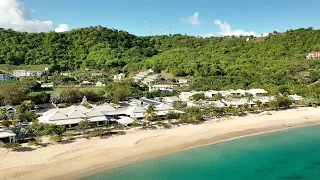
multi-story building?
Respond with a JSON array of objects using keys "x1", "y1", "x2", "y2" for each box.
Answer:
[
  {"x1": 306, "y1": 51, "x2": 320, "y2": 59},
  {"x1": 149, "y1": 85, "x2": 174, "y2": 92},
  {"x1": 13, "y1": 70, "x2": 44, "y2": 78},
  {"x1": 0, "y1": 74, "x2": 11, "y2": 82}
]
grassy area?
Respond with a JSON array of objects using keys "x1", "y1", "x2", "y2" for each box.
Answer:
[
  {"x1": 0, "y1": 64, "x2": 50, "y2": 74},
  {"x1": 39, "y1": 86, "x2": 106, "y2": 94},
  {"x1": 161, "y1": 71, "x2": 174, "y2": 80}
]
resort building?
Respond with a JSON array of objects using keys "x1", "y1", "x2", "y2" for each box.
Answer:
[
  {"x1": 38, "y1": 101, "x2": 183, "y2": 126},
  {"x1": 149, "y1": 85, "x2": 174, "y2": 92},
  {"x1": 142, "y1": 74, "x2": 159, "y2": 85},
  {"x1": 178, "y1": 79, "x2": 190, "y2": 84},
  {"x1": 179, "y1": 89, "x2": 268, "y2": 101},
  {"x1": 13, "y1": 70, "x2": 44, "y2": 78},
  {"x1": 41, "y1": 83, "x2": 54, "y2": 88},
  {"x1": 114, "y1": 73, "x2": 126, "y2": 81},
  {"x1": 105, "y1": 103, "x2": 183, "y2": 120},
  {"x1": 95, "y1": 82, "x2": 106, "y2": 87},
  {"x1": 0, "y1": 74, "x2": 11, "y2": 82},
  {"x1": 60, "y1": 72, "x2": 71, "y2": 76},
  {"x1": 221, "y1": 98, "x2": 255, "y2": 107},
  {"x1": 133, "y1": 69, "x2": 154, "y2": 83},
  {"x1": 116, "y1": 117, "x2": 135, "y2": 126},
  {"x1": 288, "y1": 94, "x2": 303, "y2": 101},
  {"x1": 0, "y1": 128, "x2": 17, "y2": 144},
  {"x1": 306, "y1": 51, "x2": 320, "y2": 59},
  {"x1": 187, "y1": 100, "x2": 226, "y2": 108},
  {"x1": 38, "y1": 104, "x2": 116, "y2": 127},
  {"x1": 91, "y1": 73, "x2": 103, "y2": 77}
]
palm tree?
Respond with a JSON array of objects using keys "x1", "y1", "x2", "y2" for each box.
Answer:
[
  {"x1": 246, "y1": 94, "x2": 254, "y2": 102},
  {"x1": 254, "y1": 100, "x2": 263, "y2": 110},
  {"x1": 227, "y1": 105, "x2": 237, "y2": 115},
  {"x1": 144, "y1": 104, "x2": 156, "y2": 122},
  {"x1": 243, "y1": 103, "x2": 250, "y2": 112},
  {"x1": 77, "y1": 119, "x2": 92, "y2": 134}
]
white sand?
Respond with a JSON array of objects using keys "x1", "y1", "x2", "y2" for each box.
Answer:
[{"x1": 0, "y1": 107, "x2": 320, "y2": 180}]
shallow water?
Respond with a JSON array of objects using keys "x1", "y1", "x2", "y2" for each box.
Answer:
[{"x1": 82, "y1": 125, "x2": 320, "y2": 180}]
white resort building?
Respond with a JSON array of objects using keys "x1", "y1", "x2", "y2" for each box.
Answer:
[
  {"x1": 149, "y1": 85, "x2": 174, "y2": 92},
  {"x1": 0, "y1": 129, "x2": 17, "y2": 144},
  {"x1": 306, "y1": 51, "x2": 320, "y2": 59},
  {"x1": 114, "y1": 73, "x2": 126, "y2": 81},
  {"x1": 38, "y1": 101, "x2": 184, "y2": 127},
  {"x1": 13, "y1": 70, "x2": 44, "y2": 78},
  {"x1": 38, "y1": 104, "x2": 115, "y2": 127},
  {"x1": 133, "y1": 69, "x2": 155, "y2": 83},
  {"x1": 178, "y1": 88, "x2": 271, "y2": 108}
]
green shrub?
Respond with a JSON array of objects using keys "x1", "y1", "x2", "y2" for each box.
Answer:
[
  {"x1": 66, "y1": 133, "x2": 74, "y2": 141},
  {"x1": 49, "y1": 135, "x2": 63, "y2": 143},
  {"x1": 88, "y1": 129, "x2": 105, "y2": 137},
  {"x1": 28, "y1": 137, "x2": 43, "y2": 146}
]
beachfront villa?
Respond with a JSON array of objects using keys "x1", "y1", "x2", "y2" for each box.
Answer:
[
  {"x1": 38, "y1": 100, "x2": 184, "y2": 127},
  {"x1": 288, "y1": 94, "x2": 303, "y2": 101},
  {"x1": 38, "y1": 104, "x2": 115, "y2": 127},
  {"x1": 105, "y1": 103, "x2": 183, "y2": 120},
  {"x1": 179, "y1": 89, "x2": 269, "y2": 102},
  {"x1": 0, "y1": 128, "x2": 17, "y2": 144},
  {"x1": 178, "y1": 89, "x2": 273, "y2": 108}
]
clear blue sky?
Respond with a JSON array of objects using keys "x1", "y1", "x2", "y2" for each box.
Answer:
[{"x1": 21, "y1": 0, "x2": 320, "y2": 36}]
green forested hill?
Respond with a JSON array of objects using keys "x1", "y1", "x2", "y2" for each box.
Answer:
[{"x1": 1, "y1": 27, "x2": 320, "y2": 97}]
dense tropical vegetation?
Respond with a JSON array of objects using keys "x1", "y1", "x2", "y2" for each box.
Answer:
[{"x1": 0, "y1": 27, "x2": 320, "y2": 101}]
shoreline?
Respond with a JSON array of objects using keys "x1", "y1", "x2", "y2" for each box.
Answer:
[
  {"x1": 1, "y1": 107, "x2": 320, "y2": 180},
  {"x1": 73, "y1": 121, "x2": 320, "y2": 180}
]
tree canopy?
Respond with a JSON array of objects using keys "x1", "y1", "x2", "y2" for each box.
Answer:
[{"x1": 0, "y1": 27, "x2": 320, "y2": 100}]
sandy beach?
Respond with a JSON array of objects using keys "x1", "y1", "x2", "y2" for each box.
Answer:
[{"x1": 1, "y1": 107, "x2": 320, "y2": 180}]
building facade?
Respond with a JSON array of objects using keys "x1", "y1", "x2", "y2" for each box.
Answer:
[
  {"x1": 149, "y1": 85, "x2": 174, "y2": 92},
  {"x1": 306, "y1": 51, "x2": 320, "y2": 59},
  {"x1": 0, "y1": 74, "x2": 11, "y2": 82},
  {"x1": 114, "y1": 73, "x2": 126, "y2": 81},
  {"x1": 13, "y1": 70, "x2": 44, "y2": 78}
]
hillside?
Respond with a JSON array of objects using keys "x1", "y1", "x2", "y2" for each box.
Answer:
[{"x1": 0, "y1": 27, "x2": 320, "y2": 97}]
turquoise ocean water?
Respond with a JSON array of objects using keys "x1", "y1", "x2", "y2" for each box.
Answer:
[{"x1": 82, "y1": 125, "x2": 320, "y2": 180}]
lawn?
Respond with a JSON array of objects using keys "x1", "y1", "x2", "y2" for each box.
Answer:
[
  {"x1": 39, "y1": 86, "x2": 106, "y2": 94},
  {"x1": 0, "y1": 64, "x2": 50, "y2": 74}
]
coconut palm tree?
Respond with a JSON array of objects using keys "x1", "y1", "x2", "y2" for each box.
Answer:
[
  {"x1": 254, "y1": 100, "x2": 263, "y2": 110},
  {"x1": 246, "y1": 94, "x2": 254, "y2": 102},
  {"x1": 228, "y1": 105, "x2": 238, "y2": 116},
  {"x1": 144, "y1": 104, "x2": 156, "y2": 122}
]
